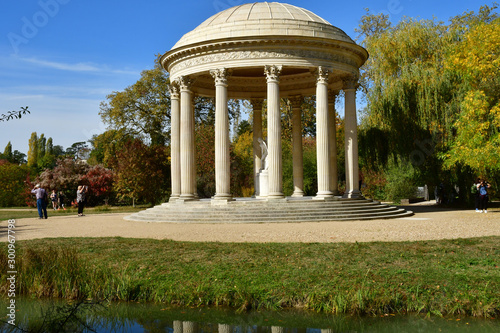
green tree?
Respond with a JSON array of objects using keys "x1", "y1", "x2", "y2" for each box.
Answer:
[
  {"x1": 46, "y1": 137, "x2": 54, "y2": 156},
  {"x1": 0, "y1": 160, "x2": 32, "y2": 207},
  {"x1": 2, "y1": 142, "x2": 13, "y2": 162},
  {"x1": 12, "y1": 150, "x2": 27, "y2": 165},
  {"x1": 88, "y1": 129, "x2": 133, "y2": 167},
  {"x1": 27, "y1": 132, "x2": 38, "y2": 167},
  {"x1": 37, "y1": 134, "x2": 46, "y2": 162},
  {"x1": 66, "y1": 142, "x2": 90, "y2": 160},
  {"x1": 99, "y1": 59, "x2": 171, "y2": 146},
  {"x1": 113, "y1": 139, "x2": 170, "y2": 205}
]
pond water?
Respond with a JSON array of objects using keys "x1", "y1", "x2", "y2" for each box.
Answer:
[{"x1": 1, "y1": 298, "x2": 499, "y2": 333}]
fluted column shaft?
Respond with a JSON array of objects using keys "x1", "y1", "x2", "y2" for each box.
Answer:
[
  {"x1": 343, "y1": 78, "x2": 362, "y2": 198},
  {"x1": 211, "y1": 69, "x2": 232, "y2": 200},
  {"x1": 329, "y1": 89, "x2": 339, "y2": 195},
  {"x1": 316, "y1": 67, "x2": 333, "y2": 198},
  {"x1": 252, "y1": 99, "x2": 263, "y2": 194},
  {"x1": 173, "y1": 321, "x2": 183, "y2": 333},
  {"x1": 178, "y1": 76, "x2": 196, "y2": 200},
  {"x1": 265, "y1": 65, "x2": 284, "y2": 199},
  {"x1": 290, "y1": 95, "x2": 304, "y2": 197},
  {"x1": 169, "y1": 84, "x2": 181, "y2": 201},
  {"x1": 182, "y1": 321, "x2": 197, "y2": 333}
]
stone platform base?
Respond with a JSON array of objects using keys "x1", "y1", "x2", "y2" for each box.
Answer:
[{"x1": 125, "y1": 197, "x2": 413, "y2": 223}]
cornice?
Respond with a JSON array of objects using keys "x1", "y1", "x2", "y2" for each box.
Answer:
[{"x1": 161, "y1": 37, "x2": 368, "y2": 73}]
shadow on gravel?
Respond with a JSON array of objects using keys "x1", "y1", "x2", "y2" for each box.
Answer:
[{"x1": 396, "y1": 200, "x2": 500, "y2": 214}]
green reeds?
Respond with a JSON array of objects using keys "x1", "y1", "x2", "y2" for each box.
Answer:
[{"x1": 1, "y1": 237, "x2": 499, "y2": 317}]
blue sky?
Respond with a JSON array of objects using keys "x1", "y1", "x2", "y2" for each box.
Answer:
[{"x1": 0, "y1": 0, "x2": 496, "y2": 155}]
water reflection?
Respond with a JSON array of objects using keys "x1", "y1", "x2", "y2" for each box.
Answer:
[{"x1": 1, "y1": 299, "x2": 499, "y2": 333}]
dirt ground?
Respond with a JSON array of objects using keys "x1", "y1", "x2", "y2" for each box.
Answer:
[{"x1": 1, "y1": 202, "x2": 499, "y2": 243}]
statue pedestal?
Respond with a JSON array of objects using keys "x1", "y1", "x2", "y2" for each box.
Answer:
[{"x1": 256, "y1": 169, "x2": 268, "y2": 198}]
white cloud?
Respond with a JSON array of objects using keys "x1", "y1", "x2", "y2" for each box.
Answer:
[{"x1": 18, "y1": 56, "x2": 139, "y2": 76}]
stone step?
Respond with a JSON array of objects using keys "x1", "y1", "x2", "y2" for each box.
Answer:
[
  {"x1": 126, "y1": 209, "x2": 413, "y2": 223},
  {"x1": 154, "y1": 201, "x2": 384, "y2": 212},
  {"x1": 125, "y1": 197, "x2": 413, "y2": 223},
  {"x1": 136, "y1": 205, "x2": 399, "y2": 218}
]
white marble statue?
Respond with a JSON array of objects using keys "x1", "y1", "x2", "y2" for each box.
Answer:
[{"x1": 257, "y1": 138, "x2": 268, "y2": 170}]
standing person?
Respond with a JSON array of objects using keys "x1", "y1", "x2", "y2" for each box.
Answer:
[
  {"x1": 50, "y1": 190, "x2": 58, "y2": 210},
  {"x1": 31, "y1": 184, "x2": 48, "y2": 219},
  {"x1": 58, "y1": 191, "x2": 66, "y2": 210},
  {"x1": 472, "y1": 178, "x2": 481, "y2": 212},
  {"x1": 477, "y1": 179, "x2": 492, "y2": 213},
  {"x1": 77, "y1": 185, "x2": 88, "y2": 217}
]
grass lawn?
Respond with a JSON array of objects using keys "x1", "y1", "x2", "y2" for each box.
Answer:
[
  {"x1": 0, "y1": 205, "x2": 147, "y2": 221},
  {"x1": 1, "y1": 236, "x2": 498, "y2": 317}
]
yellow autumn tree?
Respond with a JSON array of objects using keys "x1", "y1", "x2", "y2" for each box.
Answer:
[{"x1": 444, "y1": 19, "x2": 500, "y2": 173}]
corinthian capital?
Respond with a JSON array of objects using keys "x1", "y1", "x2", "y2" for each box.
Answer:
[
  {"x1": 176, "y1": 76, "x2": 193, "y2": 91},
  {"x1": 289, "y1": 95, "x2": 303, "y2": 109},
  {"x1": 264, "y1": 65, "x2": 282, "y2": 83},
  {"x1": 250, "y1": 99, "x2": 263, "y2": 111},
  {"x1": 328, "y1": 89, "x2": 340, "y2": 103},
  {"x1": 168, "y1": 83, "x2": 180, "y2": 99},
  {"x1": 210, "y1": 68, "x2": 230, "y2": 86},
  {"x1": 342, "y1": 75, "x2": 359, "y2": 90},
  {"x1": 316, "y1": 66, "x2": 330, "y2": 85}
]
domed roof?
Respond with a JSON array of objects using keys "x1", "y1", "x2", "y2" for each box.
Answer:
[{"x1": 172, "y1": 2, "x2": 354, "y2": 49}]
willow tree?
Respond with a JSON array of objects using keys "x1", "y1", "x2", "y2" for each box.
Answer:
[
  {"x1": 357, "y1": 5, "x2": 498, "y2": 196},
  {"x1": 358, "y1": 15, "x2": 456, "y2": 167}
]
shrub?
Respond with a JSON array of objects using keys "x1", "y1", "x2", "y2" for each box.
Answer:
[
  {"x1": 384, "y1": 160, "x2": 418, "y2": 203},
  {"x1": 0, "y1": 160, "x2": 32, "y2": 207}
]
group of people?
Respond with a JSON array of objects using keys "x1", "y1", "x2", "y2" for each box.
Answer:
[
  {"x1": 48, "y1": 190, "x2": 66, "y2": 211},
  {"x1": 472, "y1": 178, "x2": 491, "y2": 213},
  {"x1": 31, "y1": 184, "x2": 89, "y2": 219}
]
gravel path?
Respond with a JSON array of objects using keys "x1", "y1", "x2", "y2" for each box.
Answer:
[{"x1": 2, "y1": 203, "x2": 499, "y2": 243}]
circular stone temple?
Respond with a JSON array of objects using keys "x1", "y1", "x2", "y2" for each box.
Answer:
[{"x1": 126, "y1": 2, "x2": 412, "y2": 222}]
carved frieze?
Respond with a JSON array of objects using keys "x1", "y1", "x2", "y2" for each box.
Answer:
[{"x1": 169, "y1": 48, "x2": 357, "y2": 75}]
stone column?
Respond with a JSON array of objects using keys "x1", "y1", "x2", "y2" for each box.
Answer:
[
  {"x1": 169, "y1": 83, "x2": 181, "y2": 201},
  {"x1": 343, "y1": 76, "x2": 362, "y2": 198},
  {"x1": 218, "y1": 324, "x2": 232, "y2": 333},
  {"x1": 329, "y1": 89, "x2": 339, "y2": 195},
  {"x1": 251, "y1": 99, "x2": 263, "y2": 195},
  {"x1": 315, "y1": 67, "x2": 334, "y2": 199},
  {"x1": 191, "y1": 96, "x2": 198, "y2": 198},
  {"x1": 178, "y1": 76, "x2": 196, "y2": 201},
  {"x1": 182, "y1": 322, "x2": 197, "y2": 333},
  {"x1": 173, "y1": 321, "x2": 183, "y2": 333},
  {"x1": 264, "y1": 65, "x2": 284, "y2": 199},
  {"x1": 210, "y1": 68, "x2": 232, "y2": 200},
  {"x1": 290, "y1": 95, "x2": 304, "y2": 197}
]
